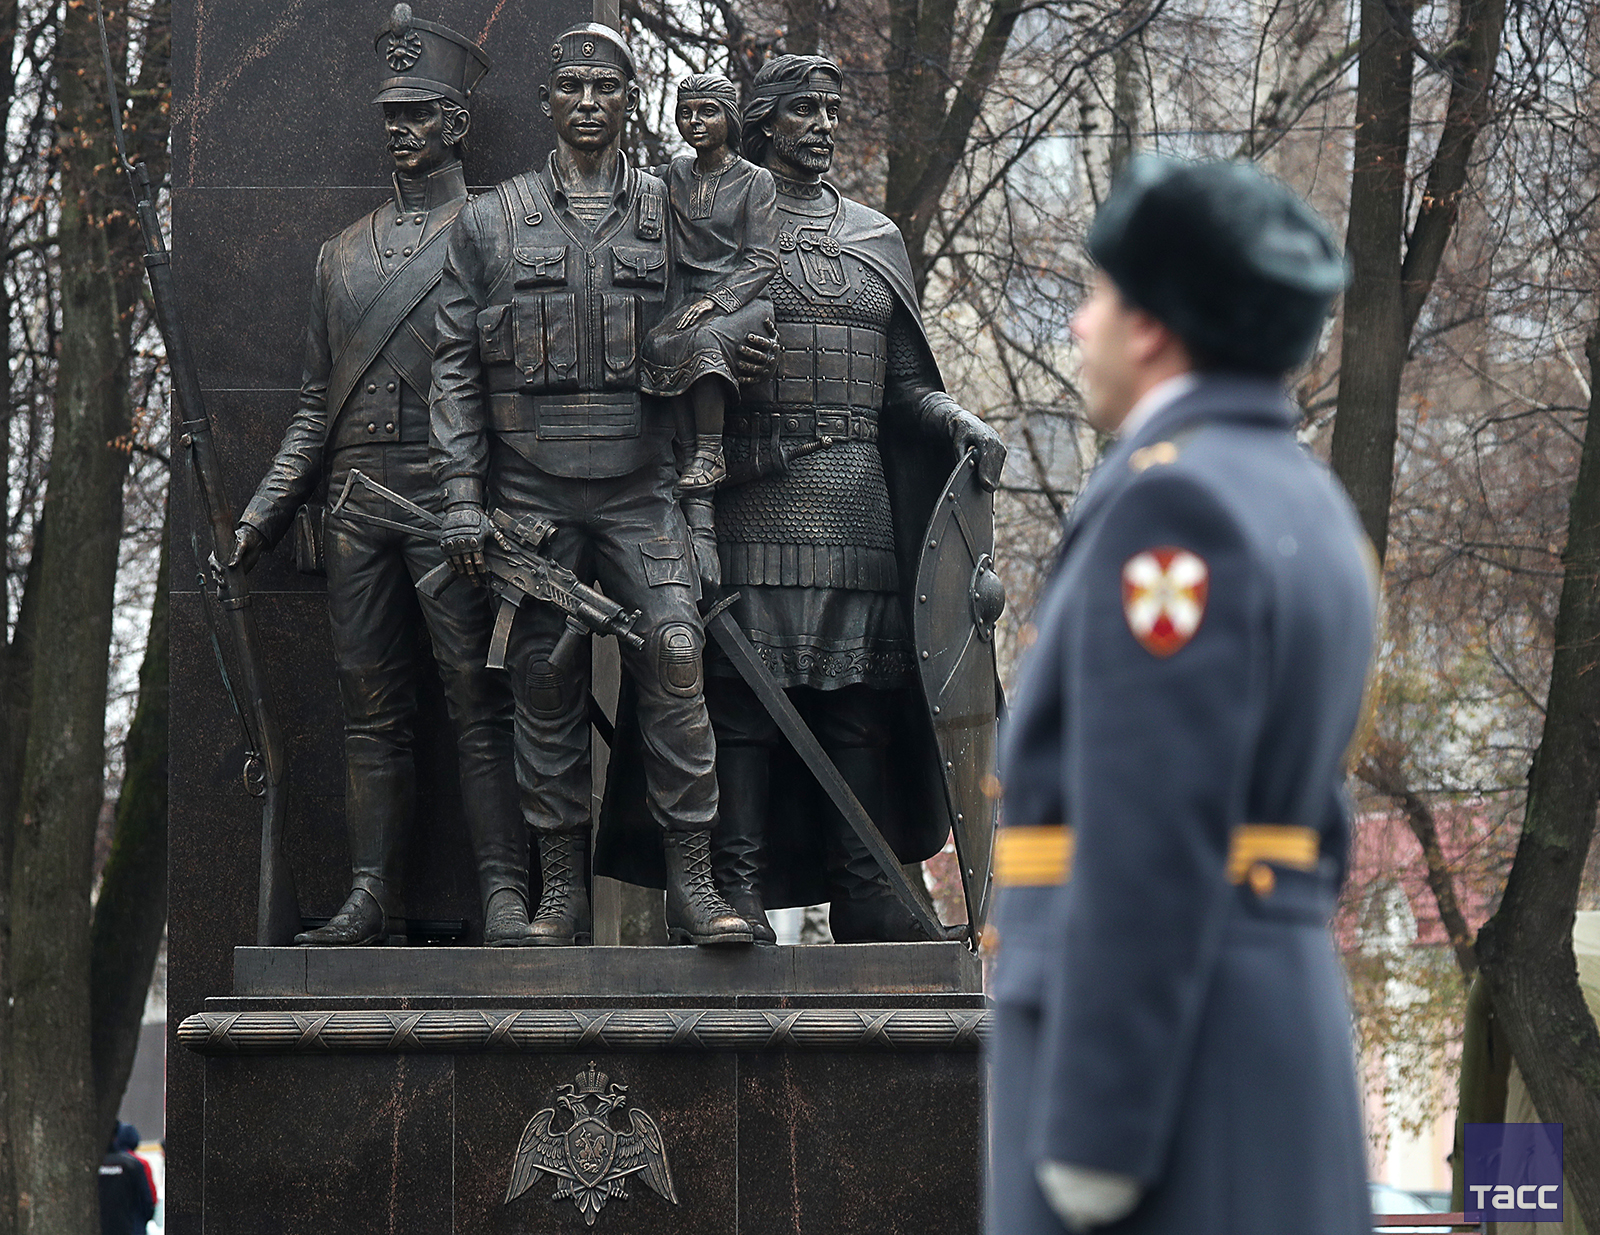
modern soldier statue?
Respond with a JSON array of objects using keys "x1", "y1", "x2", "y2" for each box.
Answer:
[
  {"x1": 429, "y1": 25, "x2": 754, "y2": 947},
  {"x1": 987, "y1": 156, "x2": 1375, "y2": 1235},
  {"x1": 703, "y1": 55, "x2": 1006, "y2": 942},
  {"x1": 228, "y1": 7, "x2": 528, "y2": 947}
]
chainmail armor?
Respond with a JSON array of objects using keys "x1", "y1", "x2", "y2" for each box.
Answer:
[
  {"x1": 887, "y1": 311, "x2": 927, "y2": 385},
  {"x1": 762, "y1": 258, "x2": 897, "y2": 329},
  {"x1": 718, "y1": 254, "x2": 901, "y2": 591}
]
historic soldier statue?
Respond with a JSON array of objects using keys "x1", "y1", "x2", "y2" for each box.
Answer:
[
  {"x1": 429, "y1": 25, "x2": 754, "y2": 947},
  {"x1": 987, "y1": 156, "x2": 1374, "y2": 1234},
  {"x1": 227, "y1": 7, "x2": 528, "y2": 947},
  {"x1": 690, "y1": 55, "x2": 1007, "y2": 943}
]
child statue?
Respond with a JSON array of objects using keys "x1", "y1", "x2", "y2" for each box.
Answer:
[{"x1": 642, "y1": 73, "x2": 780, "y2": 491}]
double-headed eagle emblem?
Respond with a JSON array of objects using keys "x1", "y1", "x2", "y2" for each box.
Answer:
[
  {"x1": 383, "y1": 3, "x2": 424, "y2": 70},
  {"x1": 504, "y1": 1062, "x2": 678, "y2": 1225}
]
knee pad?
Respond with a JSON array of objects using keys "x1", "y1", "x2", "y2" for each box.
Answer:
[
  {"x1": 523, "y1": 658, "x2": 568, "y2": 718},
  {"x1": 656, "y1": 622, "x2": 704, "y2": 698}
]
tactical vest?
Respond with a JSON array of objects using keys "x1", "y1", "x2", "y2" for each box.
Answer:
[{"x1": 475, "y1": 168, "x2": 670, "y2": 479}]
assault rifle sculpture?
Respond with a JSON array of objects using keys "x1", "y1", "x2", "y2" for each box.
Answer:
[
  {"x1": 94, "y1": 0, "x2": 299, "y2": 943},
  {"x1": 330, "y1": 469, "x2": 647, "y2": 675}
]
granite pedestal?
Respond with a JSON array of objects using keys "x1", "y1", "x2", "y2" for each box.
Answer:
[{"x1": 179, "y1": 944, "x2": 986, "y2": 1233}]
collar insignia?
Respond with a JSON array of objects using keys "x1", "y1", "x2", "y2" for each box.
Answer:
[{"x1": 1129, "y1": 440, "x2": 1179, "y2": 472}]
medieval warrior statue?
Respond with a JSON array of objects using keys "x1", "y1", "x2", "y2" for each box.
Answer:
[
  {"x1": 640, "y1": 73, "x2": 780, "y2": 496},
  {"x1": 705, "y1": 55, "x2": 1006, "y2": 942},
  {"x1": 429, "y1": 25, "x2": 771, "y2": 948},
  {"x1": 597, "y1": 55, "x2": 1007, "y2": 943},
  {"x1": 227, "y1": 7, "x2": 530, "y2": 947}
]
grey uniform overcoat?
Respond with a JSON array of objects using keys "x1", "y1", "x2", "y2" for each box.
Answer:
[{"x1": 987, "y1": 375, "x2": 1376, "y2": 1235}]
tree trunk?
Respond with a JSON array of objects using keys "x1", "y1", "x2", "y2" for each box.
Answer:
[
  {"x1": 881, "y1": 0, "x2": 1026, "y2": 295},
  {"x1": 1328, "y1": 0, "x2": 1505, "y2": 562},
  {"x1": 1108, "y1": 34, "x2": 1140, "y2": 178},
  {"x1": 1328, "y1": 0, "x2": 1412, "y2": 559},
  {"x1": 1359, "y1": 749, "x2": 1477, "y2": 981},
  {"x1": 90, "y1": 528, "x2": 168, "y2": 1136},
  {"x1": 1474, "y1": 321, "x2": 1600, "y2": 1234},
  {"x1": 0, "y1": 0, "x2": 24, "y2": 1223},
  {"x1": 783, "y1": 0, "x2": 821, "y2": 56},
  {"x1": 9, "y1": 1, "x2": 135, "y2": 1228}
]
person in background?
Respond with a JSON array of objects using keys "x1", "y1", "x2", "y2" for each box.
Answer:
[{"x1": 99, "y1": 1122, "x2": 156, "y2": 1235}]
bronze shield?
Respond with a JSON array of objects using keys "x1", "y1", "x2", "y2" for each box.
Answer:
[{"x1": 912, "y1": 451, "x2": 1005, "y2": 933}]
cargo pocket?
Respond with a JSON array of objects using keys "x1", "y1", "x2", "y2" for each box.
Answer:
[
  {"x1": 511, "y1": 296, "x2": 545, "y2": 386},
  {"x1": 602, "y1": 294, "x2": 637, "y2": 387},
  {"x1": 612, "y1": 246, "x2": 667, "y2": 289},
  {"x1": 477, "y1": 303, "x2": 512, "y2": 364},
  {"x1": 512, "y1": 244, "x2": 568, "y2": 288},
  {"x1": 543, "y1": 293, "x2": 579, "y2": 389},
  {"x1": 640, "y1": 538, "x2": 691, "y2": 587}
]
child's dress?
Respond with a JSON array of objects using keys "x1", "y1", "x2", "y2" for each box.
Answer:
[{"x1": 641, "y1": 152, "x2": 780, "y2": 396}]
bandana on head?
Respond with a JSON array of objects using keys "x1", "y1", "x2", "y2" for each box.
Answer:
[
  {"x1": 678, "y1": 74, "x2": 739, "y2": 111},
  {"x1": 750, "y1": 62, "x2": 841, "y2": 98}
]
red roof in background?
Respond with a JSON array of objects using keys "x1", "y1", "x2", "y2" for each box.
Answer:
[{"x1": 1334, "y1": 801, "x2": 1509, "y2": 953}]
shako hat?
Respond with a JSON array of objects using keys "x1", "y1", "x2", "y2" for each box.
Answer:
[
  {"x1": 1087, "y1": 155, "x2": 1347, "y2": 375},
  {"x1": 549, "y1": 24, "x2": 636, "y2": 80},
  {"x1": 372, "y1": 4, "x2": 490, "y2": 109}
]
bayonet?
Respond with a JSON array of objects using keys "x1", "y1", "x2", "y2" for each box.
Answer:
[{"x1": 95, "y1": 0, "x2": 299, "y2": 943}]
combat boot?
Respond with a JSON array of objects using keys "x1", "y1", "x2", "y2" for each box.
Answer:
[
  {"x1": 711, "y1": 745, "x2": 777, "y2": 944},
  {"x1": 665, "y1": 831, "x2": 754, "y2": 946},
  {"x1": 825, "y1": 747, "x2": 936, "y2": 944},
  {"x1": 527, "y1": 832, "x2": 591, "y2": 946}
]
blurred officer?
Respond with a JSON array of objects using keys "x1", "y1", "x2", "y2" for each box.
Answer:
[{"x1": 987, "y1": 156, "x2": 1375, "y2": 1235}]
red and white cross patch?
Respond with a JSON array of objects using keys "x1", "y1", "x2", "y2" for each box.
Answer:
[{"x1": 1121, "y1": 546, "x2": 1209, "y2": 657}]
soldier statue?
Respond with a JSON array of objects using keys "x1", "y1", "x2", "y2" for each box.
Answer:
[
  {"x1": 429, "y1": 25, "x2": 759, "y2": 948},
  {"x1": 227, "y1": 7, "x2": 529, "y2": 947},
  {"x1": 700, "y1": 55, "x2": 1008, "y2": 943}
]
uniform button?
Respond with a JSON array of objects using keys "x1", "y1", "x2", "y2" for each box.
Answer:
[
  {"x1": 384, "y1": 249, "x2": 394, "y2": 257},
  {"x1": 367, "y1": 423, "x2": 377, "y2": 433},
  {"x1": 395, "y1": 217, "x2": 404, "y2": 225},
  {"x1": 587, "y1": 253, "x2": 597, "y2": 267},
  {"x1": 414, "y1": 215, "x2": 424, "y2": 224},
  {"x1": 366, "y1": 384, "x2": 377, "y2": 393},
  {"x1": 386, "y1": 382, "x2": 397, "y2": 392},
  {"x1": 385, "y1": 422, "x2": 395, "y2": 433},
  {"x1": 402, "y1": 247, "x2": 412, "y2": 256}
]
